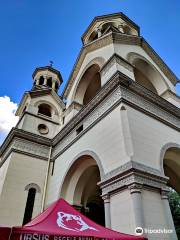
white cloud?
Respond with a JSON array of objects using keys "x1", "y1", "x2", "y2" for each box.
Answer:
[{"x1": 0, "y1": 96, "x2": 19, "y2": 144}]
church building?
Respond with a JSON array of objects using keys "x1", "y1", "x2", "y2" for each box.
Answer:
[{"x1": 0, "y1": 13, "x2": 179, "y2": 240}]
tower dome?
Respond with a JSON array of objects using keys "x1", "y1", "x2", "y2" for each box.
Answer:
[{"x1": 32, "y1": 65, "x2": 63, "y2": 92}]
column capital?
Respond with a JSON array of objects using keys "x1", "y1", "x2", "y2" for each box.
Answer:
[
  {"x1": 161, "y1": 188, "x2": 170, "y2": 200},
  {"x1": 102, "y1": 194, "x2": 110, "y2": 203},
  {"x1": 129, "y1": 183, "x2": 143, "y2": 194}
]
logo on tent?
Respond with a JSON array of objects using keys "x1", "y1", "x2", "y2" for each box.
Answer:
[{"x1": 57, "y1": 212, "x2": 98, "y2": 232}]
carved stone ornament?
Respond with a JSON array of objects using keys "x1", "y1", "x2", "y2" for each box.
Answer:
[{"x1": 128, "y1": 183, "x2": 143, "y2": 194}]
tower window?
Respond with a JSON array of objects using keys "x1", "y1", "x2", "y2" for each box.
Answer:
[
  {"x1": 38, "y1": 103, "x2": 52, "y2": 117},
  {"x1": 23, "y1": 188, "x2": 36, "y2": 225},
  {"x1": 47, "y1": 78, "x2": 52, "y2": 88},
  {"x1": 55, "y1": 81, "x2": 59, "y2": 92},
  {"x1": 39, "y1": 76, "x2": 44, "y2": 85}
]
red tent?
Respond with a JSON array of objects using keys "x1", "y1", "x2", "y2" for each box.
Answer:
[
  {"x1": 0, "y1": 198, "x2": 147, "y2": 240},
  {"x1": 0, "y1": 226, "x2": 11, "y2": 240}
]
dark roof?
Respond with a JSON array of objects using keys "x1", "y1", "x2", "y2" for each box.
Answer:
[{"x1": 32, "y1": 66, "x2": 63, "y2": 83}]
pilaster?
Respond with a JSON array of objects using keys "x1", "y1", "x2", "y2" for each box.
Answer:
[
  {"x1": 161, "y1": 188, "x2": 177, "y2": 240},
  {"x1": 102, "y1": 194, "x2": 111, "y2": 228},
  {"x1": 129, "y1": 183, "x2": 145, "y2": 230}
]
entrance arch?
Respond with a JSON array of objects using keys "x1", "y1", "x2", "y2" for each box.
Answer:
[
  {"x1": 160, "y1": 143, "x2": 180, "y2": 193},
  {"x1": 60, "y1": 154, "x2": 105, "y2": 226}
]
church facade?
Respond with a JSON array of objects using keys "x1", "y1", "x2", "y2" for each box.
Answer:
[{"x1": 0, "y1": 13, "x2": 179, "y2": 240}]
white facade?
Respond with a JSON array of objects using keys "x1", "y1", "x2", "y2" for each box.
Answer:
[{"x1": 0, "y1": 13, "x2": 179, "y2": 240}]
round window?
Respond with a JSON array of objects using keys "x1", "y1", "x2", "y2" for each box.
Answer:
[{"x1": 38, "y1": 124, "x2": 49, "y2": 135}]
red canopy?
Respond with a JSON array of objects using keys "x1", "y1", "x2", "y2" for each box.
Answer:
[
  {"x1": 0, "y1": 226, "x2": 11, "y2": 240},
  {"x1": 1, "y1": 198, "x2": 147, "y2": 240}
]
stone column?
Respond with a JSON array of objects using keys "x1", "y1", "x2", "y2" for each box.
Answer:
[
  {"x1": 36, "y1": 78, "x2": 39, "y2": 85},
  {"x1": 97, "y1": 28, "x2": 102, "y2": 38},
  {"x1": 118, "y1": 24, "x2": 125, "y2": 33},
  {"x1": 129, "y1": 184, "x2": 144, "y2": 230},
  {"x1": 43, "y1": 75, "x2": 47, "y2": 85},
  {"x1": 52, "y1": 81, "x2": 56, "y2": 90},
  {"x1": 102, "y1": 194, "x2": 111, "y2": 228},
  {"x1": 161, "y1": 189, "x2": 177, "y2": 240}
]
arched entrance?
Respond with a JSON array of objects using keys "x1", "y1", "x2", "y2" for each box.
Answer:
[
  {"x1": 163, "y1": 146, "x2": 180, "y2": 193},
  {"x1": 60, "y1": 155, "x2": 105, "y2": 226}
]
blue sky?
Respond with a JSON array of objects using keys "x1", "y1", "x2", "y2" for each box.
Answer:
[{"x1": 0, "y1": 0, "x2": 180, "y2": 142}]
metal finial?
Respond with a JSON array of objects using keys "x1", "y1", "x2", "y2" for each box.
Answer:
[{"x1": 49, "y1": 60, "x2": 54, "y2": 67}]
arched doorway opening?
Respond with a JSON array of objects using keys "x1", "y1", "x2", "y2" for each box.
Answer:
[
  {"x1": 163, "y1": 147, "x2": 180, "y2": 193},
  {"x1": 163, "y1": 146, "x2": 180, "y2": 238},
  {"x1": 128, "y1": 53, "x2": 169, "y2": 95},
  {"x1": 74, "y1": 64, "x2": 101, "y2": 106},
  {"x1": 60, "y1": 155, "x2": 105, "y2": 226}
]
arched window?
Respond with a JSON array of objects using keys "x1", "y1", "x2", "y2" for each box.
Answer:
[
  {"x1": 38, "y1": 103, "x2": 52, "y2": 117},
  {"x1": 55, "y1": 81, "x2": 59, "y2": 92},
  {"x1": 23, "y1": 188, "x2": 36, "y2": 225},
  {"x1": 88, "y1": 31, "x2": 98, "y2": 43},
  {"x1": 74, "y1": 64, "x2": 101, "y2": 105},
  {"x1": 39, "y1": 76, "x2": 44, "y2": 85},
  {"x1": 47, "y1": 78, "x2": 52, "y2": 88}
]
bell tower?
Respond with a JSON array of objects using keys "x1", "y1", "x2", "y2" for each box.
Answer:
[
  {"x1": 15, "y1": 65, "x2": 65, "y2": 138},
  {"x1": 32, "y1": 65, "x2": 62, "y2": 92},
  {"x1": 0, "y1": 64, "x2": 65, "y2": 226}
]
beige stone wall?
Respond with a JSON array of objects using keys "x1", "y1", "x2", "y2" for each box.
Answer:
[
  {"x1": 127, "y1": 105, "x2": 180, "y2": 170},
  {"x1": 46, "y1": 105, "x2": 128, "y2": 204},
  {"x1": 0, "y1": 156, "x2": 10, "y2": 196},
  {"x1": 110, "y1": 190, "x2": 135, "y2": 234},
  {"x1": 142, "y1": 190, "x2": 169, "y2": 240},
  {"x1": 0, "y1": 153, "x2": 47, "y2": 226}
]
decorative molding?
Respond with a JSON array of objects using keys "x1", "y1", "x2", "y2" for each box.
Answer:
[
  {"x1": 0, "y1": 136, "x2": 50, "y2": 166},
  {"x1": 0, "y1": 128, "x2": 51, "y2": 157},
  {"x1": 103, "y1": 161, "x2": 164, "y2": 182},
  {"x1": 161, "y1": 188, "x2": 170, "y2": 200},
  {"x1": 128, "y1": 183, "x2": 143, "y2": 194},
  {"x1": 102, "y1": 194, "x2": 110, "y2": 203},
  {"x1": 99, "y1": 167, "x2": 169, "y2": 196}
]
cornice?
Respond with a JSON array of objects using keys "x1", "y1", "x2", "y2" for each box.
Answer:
[
  {"x1": 0, "y1": 128, "x2": 52, "y2": 158},
  {"x1": 52, "y1": 71, "x2": 180, "y2": 160},
  {"x1": 16, "y1": 88, "x2": 65, "y2": 117},
  {"x1": 99, "y1": 161, "x2": 169, "y2": 196},
  {"x1": 55, "y1": 70, "x2": 180, "y2": 144},
  {"x1": 63, "y1": 32, "x2": 178, "y2": 98},
  {"x1": 30, "y1": 88, "x2": 65, "y2": 109}
]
